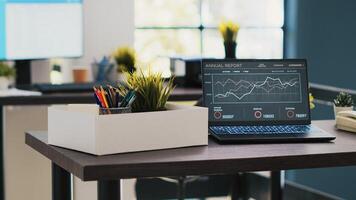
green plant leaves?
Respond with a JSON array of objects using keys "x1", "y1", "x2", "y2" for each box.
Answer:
[
  {"x1": 112, "y1": 46, "x2": 137, "y2": 73},
  {"x1": 118, "y1": 71, "x2": 175, "y2": 112},
  {"x1": 334, "y1": 92, "x2": 354, "y2": 107},
  {"x1": 0, "y1": 62, "x2": 15, "y2": 77}
]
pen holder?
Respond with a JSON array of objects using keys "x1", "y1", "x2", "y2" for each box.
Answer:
[{"x1": 99, "y1": 107, "x2": 131, "y2": 115}]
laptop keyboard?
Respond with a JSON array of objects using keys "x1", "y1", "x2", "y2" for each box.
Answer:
[{"x1": 210, "y1": 125, "x2": 311, "y2": 135}]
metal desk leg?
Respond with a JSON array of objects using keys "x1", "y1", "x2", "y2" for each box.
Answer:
[
  {"x1": 231, "y1": 173, "x2": 247, "y2": 200},
  {"x1": 270, "y1": 171, "x2": 285, "y2": 200},
  {"x1": 177, "y1": 177, "x2": 186, "y2": 200},
  {"x1": 52, "y1": 162, "x2": 71, "y2": 200},
  {"x1": 98, "y1": 180, "x2": 121, "y2": 200}
]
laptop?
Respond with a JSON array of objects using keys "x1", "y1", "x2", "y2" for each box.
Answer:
[{"x1": 202, "y1": 59, "x2": 335, "y2": 143}]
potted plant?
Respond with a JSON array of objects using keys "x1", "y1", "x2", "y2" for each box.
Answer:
[
  {"x1": 309, "y1": 93, "x2": 315, "y2": 109},
  {"x1": 219, "y1": 21, "x2": 240, "y2": 58},
  {"x1": 118, "y1": 70, "x2": 175, "y2": 112},
  {"x1": 334, "y1": 92, "x2": 354, "y2": 117},
  {"x1": 0, "y1": 62, "x2": 15, "y2": 90},
  {"x1": 112, "y1": 46, "x2": 137, "y2": 82}
]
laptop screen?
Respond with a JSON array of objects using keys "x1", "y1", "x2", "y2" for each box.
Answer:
[{"x1": 202, "y1": 59, "x2": 311, "y2": 125}]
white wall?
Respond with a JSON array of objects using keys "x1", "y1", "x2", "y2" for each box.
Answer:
[
  {"x1": 4, "y1": 106, "x2": 51, "y2": 200},
  {"x1": 32, "y1": 0, "x2": 135, "y2": 83},
  {"x1": 70, "y1": 0, "x2": 135, "y2": 69}
]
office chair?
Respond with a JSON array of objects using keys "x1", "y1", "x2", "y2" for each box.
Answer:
[{"x1": 135, "y1": 174, "x2": 246, "y2": 200}]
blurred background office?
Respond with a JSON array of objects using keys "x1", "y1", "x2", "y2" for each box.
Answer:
[{"x1": 1, "y1": 0, "x2": 356, "y2": 199}]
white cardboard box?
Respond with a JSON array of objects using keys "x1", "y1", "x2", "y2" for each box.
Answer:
[{"x1": 48, "y1": 103, "x2": 208, "y2": 155}]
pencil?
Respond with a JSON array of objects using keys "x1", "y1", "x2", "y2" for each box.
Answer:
[
  {"x1": 100, "y1": 86, "x2": 109, "y2": 108},
  {"x1": 93, "y1": 87, "x2": 103, "y2": 107},
  {"x1": 108, "y1": 85, "x2": 117, "y2": 107},
  {"x1": 105, "y1": 90, "x2": 113, "y2": 108}
]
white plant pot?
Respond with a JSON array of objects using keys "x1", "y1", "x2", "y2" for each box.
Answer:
[
  {"x1": 334, "y1": 105, "x2": 353, "y2": 118},
  {"x1": 0, "y1": 77, "x2": 10, "y2": 90}
]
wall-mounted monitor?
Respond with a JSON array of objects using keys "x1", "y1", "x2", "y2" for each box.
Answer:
[{"x1": 0, "y1": 0, "x2": 83, "y2": 60}]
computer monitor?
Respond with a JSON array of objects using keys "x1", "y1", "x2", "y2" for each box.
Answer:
[{"x1": 0, "y1": 0, "x2": 83, "y2": 84}]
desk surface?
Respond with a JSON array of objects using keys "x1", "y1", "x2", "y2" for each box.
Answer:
[{"x1": 26, "y1": 120, "x2": 356, "y2": 181}]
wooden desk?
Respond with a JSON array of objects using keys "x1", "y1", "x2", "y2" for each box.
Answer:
[{"x1": 25, "y1": 120, "x2": 356, "y2": 200}]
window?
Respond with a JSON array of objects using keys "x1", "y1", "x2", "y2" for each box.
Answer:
[{"x1": 135, "y1": 0, "x2": 284, "y2": 76}]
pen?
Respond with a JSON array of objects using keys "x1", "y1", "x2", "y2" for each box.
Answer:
[
  {"x1": 115, "y1": 91, "x2": 120, "y2": 107},
  {"x1": 126, "y1": 93, "x2": 136, "y2": 107},
  {"x1": 119, "y1": 91, "x2": 131, "y2": 107},
  {"x1": 120, "y1": 90, "x2": 136, "y2": 107}
]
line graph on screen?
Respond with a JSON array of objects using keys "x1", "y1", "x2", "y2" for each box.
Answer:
[{"x1": 212, "y1": 73, "x2": 302, "y2": 104}]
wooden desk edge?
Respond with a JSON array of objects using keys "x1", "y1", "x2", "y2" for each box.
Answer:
[
  {"x1": 79, "y1": 152, "x2": 356, "y2": 181},
  {"x1": 25, "y1": 126, "x2": 356, "y2": 181},
  {"x1": 25, "y1": 132, "x2": 85, "y2": 180}
]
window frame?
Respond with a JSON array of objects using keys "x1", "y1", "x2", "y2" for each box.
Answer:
[{"x1": 135, "y1": 0, "x2": 286, "y2": 58}]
